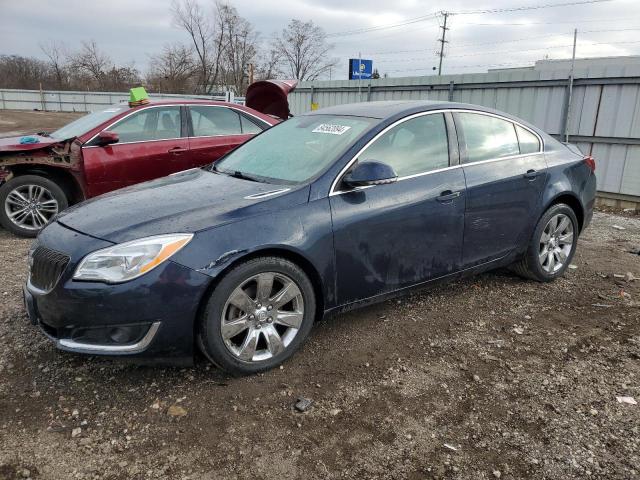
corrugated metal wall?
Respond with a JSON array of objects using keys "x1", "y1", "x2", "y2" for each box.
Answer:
[
  {"x1": 289, "y1": 66, "x2": 640, "y2": 198},
  {"x1": 0, "y1": 89, "x2": 245, "y2": 112}
]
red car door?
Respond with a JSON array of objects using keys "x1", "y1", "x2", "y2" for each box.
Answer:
[
  {"x1": 186, "y1": 105, "x2": 263, "y2": 166},
  {"x1": 82, "y1": 105, "x2": 189, "y2": 197}
]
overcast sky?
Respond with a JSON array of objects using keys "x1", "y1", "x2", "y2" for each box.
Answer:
[{"x1": 1, "y1": 0, "x2": 638, "y2": 79}]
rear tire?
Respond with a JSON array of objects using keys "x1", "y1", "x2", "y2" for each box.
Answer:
[
  {"x1": 512, "y1": 203, "x2": 579, "y2": 282},
  {"x1": 198, "y1": 256, "x2": 316, "y2": 376},
  {"x1": 0, "y1": 175, "x2": 68, "y2": 237}
]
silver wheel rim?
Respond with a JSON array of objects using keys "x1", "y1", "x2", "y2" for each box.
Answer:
[
  {"x1": 220, "y1": 272, "x2": 304, "y2": 363},
  {"x1": 4, "y1": 184, "x2": 58, "y2": 231},
  {"x1": 539, "y1": 213, "x2": 574, "y2": 273}
]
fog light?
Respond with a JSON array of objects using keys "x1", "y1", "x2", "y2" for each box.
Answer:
[{"x1": 109, "y1": 326, "x2": 136, "y2": 344}]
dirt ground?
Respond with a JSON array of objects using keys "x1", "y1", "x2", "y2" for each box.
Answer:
[
  {"x1": 0, "y1": 111, "x2": 639, "y2": 480},
  {"x1": 0, "y1": 110, "x2": 83, "y2": 138}
]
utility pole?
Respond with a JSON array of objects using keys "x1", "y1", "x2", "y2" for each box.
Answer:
[
  {"x1": 564, "y1": 28, "x2": 578, "y2": 143},
  {"x1": 437, "y1": 11, "x2": 449, "y2": 76}
]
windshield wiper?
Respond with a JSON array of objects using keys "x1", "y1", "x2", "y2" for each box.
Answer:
[
  {"x1": 209, "y1": 164, "x2": 270, "y2": 183},
  {"x1": 230, "y1": 170, "x2": 265, "y2": 183}
]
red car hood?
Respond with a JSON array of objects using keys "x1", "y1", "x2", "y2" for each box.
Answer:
[
  {"x1": 245, "y1": 80, "x2": 297, "y2": 120},
  {"x1": 0, "y1": 135, "x2": 65, "y2": 152}
]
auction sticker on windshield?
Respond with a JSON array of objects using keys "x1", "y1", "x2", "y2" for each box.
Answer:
[{"x1": 312, "y1": 124, "x2": 352, "y2": 135}]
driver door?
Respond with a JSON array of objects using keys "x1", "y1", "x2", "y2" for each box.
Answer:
[
  {"x1": 329, "y1": 112, "x2": 466, "y2": 305},
  {"x1": 82, "y1": 105, "x2": 188, "y2": 197}
]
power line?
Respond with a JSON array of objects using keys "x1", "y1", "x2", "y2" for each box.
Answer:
[
  {"x1": 453, "y1": 0, "x2": 614, "y2": 15},
  {"x1": 375, "y1": 40, "x2": 640, "y2": 65},
  {"x1": 455, "y1": 17, "x2": 637, "y2": 26},
  {"x1": 326, "y1": 0, "x2": 616, "y2": 37},
  {"x1": 326, "y1": 13, "x2": 439, "y2": 37},
  {"x1": 359, "y1": 27, "x2": 640, "y2": 57}
]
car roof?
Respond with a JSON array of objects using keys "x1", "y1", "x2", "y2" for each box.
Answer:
[
  {"x1": 303, "y1": 99, "x2": 551, "y2": 138},
  {"x1": 141, "y1": 99, "x2": 242, "y2": 107},
  {"x1": 303, "y1": 100, "x2": 512, "y2": 120}
]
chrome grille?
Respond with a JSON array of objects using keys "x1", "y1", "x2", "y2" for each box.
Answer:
[{"x1": 30, "y1": 246, "x2": 70, "y2": 292}]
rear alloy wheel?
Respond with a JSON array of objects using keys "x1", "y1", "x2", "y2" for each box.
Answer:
[
  {"x1": 0, "y1": 175, "x2": 68, "y2": 237},
  {"x1": 512, "y1": 203, "x2": 579, "y2": 282},
  {"x1": 538, "y1": 213, "x2": 574, "y2": 274},
  {"x1": 199, "y1": 257, "x2": 316, "y2": 375}
]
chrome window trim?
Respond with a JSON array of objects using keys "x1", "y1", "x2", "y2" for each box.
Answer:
[
  {"x1": 84, "y1": 104, "x2": 184, "y2": 147},
  {"x1": 244, "y1": 188, "x2": 291, "y2": 199},
  {"x1": 57, "y1": 321, "x2": 161, "y2": 354},
  {"x1": 186, "y1": 104, "x2": 270, "y2": 138},
  {"x1": 329, "y1": 108, "x2": 544, "y2": 196},
  {"x1": 83, "y1": 103, "x2": 269, "y2": 148}
]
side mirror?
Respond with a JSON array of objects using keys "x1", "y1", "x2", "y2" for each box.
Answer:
[
  {"x1": 97, "y1": 130, "x2": 119, "y2": 146},
  {"x1": 343, "y1": 160, "x2": 398, "y2": 187}
]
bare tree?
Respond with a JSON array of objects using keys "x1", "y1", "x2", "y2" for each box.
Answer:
[
  {"x1": 0, "y1": 55, "x2": 52, "y2": 89},
  {"x1": 39, "y1": 40, "x2": 68, "y2": 89},
  {"x1": 218, "y1": 3, "x2": 258, "y2": 94},
  {"x1": 272, "y1": 19, "x2": 337, "y2": 80},
  {"x1": 254, "y1": 47, "x2": 283, "y2": 81},
  {"x1": 147, "y1": 43, "x2": 196, "y2": 93},
  {"x1": 172, "y1": 0, "x2": 223, "y2": 94},
  {"x1": 69, "y1": 40, "x2": 112, "y2": 89}
]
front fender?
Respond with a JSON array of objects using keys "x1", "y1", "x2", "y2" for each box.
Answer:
[{"x1": 171, "y1": 197, "x2": 336, "y2": 309}]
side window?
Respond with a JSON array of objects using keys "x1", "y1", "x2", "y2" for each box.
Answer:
[
  {"x1": 189, "y1": 106, "x2": 242, "y2": 136},
  {"x1": 516, "y1": 125, "x2": 541, "y2": 154},
  {"x1": 110, "y1": 107, "x2": 181, "y2": 143},
  {"x1": 240, "y1": 114, "x2": 263, "y2": 134},
  {"x1": 456, "y1": 113, "x2": 520, "y2": 163},
  {"x1": 360, "y1": 113, "x2": 449, "y2": 177}
]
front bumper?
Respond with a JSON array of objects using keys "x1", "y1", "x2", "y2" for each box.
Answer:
[{"x1": 24, "y1": 221, "x2": 213, "y2": 365}]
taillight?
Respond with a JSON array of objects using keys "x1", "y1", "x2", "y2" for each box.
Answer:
[{"x1": 583, "y1": 156, "x2": 596, "y2": 172}]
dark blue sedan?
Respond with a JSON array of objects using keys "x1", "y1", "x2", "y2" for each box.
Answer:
[{"x1": 23, "y1": 100, "x2": 596, "y2": 375}]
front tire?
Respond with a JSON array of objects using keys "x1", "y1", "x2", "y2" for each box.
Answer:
[
  {"x1": 198, "y1": 256, "x2": 316, "y2": 375},
  {"x1": 512, "y1": 203, "x2": 579, "y2": 282},
  {"x1": 0, "y1": 175, "x2": 68, "y2": 237}
]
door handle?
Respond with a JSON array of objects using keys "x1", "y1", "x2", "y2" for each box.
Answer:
[
  {"x1": 524, "y1": 169, "x2": 539, "y2": 180},
  {"x1": 436, "y1": 190, "x2": 461, "y2": 203},
  {"x1": 168, "y1": 147, "x2": 188, "y2": 155}
]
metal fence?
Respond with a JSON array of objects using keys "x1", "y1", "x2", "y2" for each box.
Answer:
[
  {"x1": 0, "y1": 88, "x2": 245, "y2": 112},
  {"x1": 288, "y1": 66, "x2": 640, "y2": 199}
]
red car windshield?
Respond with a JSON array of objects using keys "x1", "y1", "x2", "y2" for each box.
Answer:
[{"x1": 49, "y1": 104, "x2": 130, "y2": 140}]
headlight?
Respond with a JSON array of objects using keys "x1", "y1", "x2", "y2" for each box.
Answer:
[{"x1": 73, "y1": 234, "x2": 193, "y2": 283}]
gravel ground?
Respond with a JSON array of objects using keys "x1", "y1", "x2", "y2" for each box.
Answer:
[
  {"x1": 0, "y1": 212, "x2": 638, "y2": 480},
  {"x1": 0, "y1": 110, "x2": 83, "y2": 138},
  {"x1": 0, "y1": 112, "x2": 639, "y2": 479}
]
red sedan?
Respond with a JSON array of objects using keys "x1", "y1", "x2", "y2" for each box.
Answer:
[{"x1": 0, "y1": 80, "x2": 295, "y2": 236}]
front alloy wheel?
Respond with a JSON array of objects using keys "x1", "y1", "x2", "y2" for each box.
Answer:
[
  {"x1": 0, "y1": 175, "x2": 69, "y2": 237},
  {"x1": 5, "y1": 184, "x2": 59, "y2": 231},
  {"x1": 221, "y1": 272, "x2": 304, "y2": 362},
  {"x1": 199, "y1": 256, "x2": 316, "y2": 375}
]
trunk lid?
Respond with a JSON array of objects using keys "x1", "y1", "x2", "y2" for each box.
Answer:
[{"x1": 245, "y1": 80, "x2": 297, "y2": 120}]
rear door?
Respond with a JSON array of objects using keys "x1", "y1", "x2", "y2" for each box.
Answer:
[
  {"x1": 454, "y1": 111, "x2": 547, "y2": 267},
  {"x1": 186, "y1": 105, "x2": 263, "y2": 167},
  {"x1": 81, "y1": 105, "x2": 188, "y2": 197},
  {"x1": 330, "y1": 112, "x2": 466, "y2": 305}
]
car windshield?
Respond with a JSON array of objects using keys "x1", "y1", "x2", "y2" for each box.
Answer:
[
  {"x1": 49, "y1": 104, "x2": 130, "y2": 140},
  {"x1": 214, "y1": 115, "x2": 377, "y2": 184}
]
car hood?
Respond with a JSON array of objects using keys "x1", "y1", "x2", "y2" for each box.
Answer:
[
  {"x1": 55, "y1": 168, "x2": 308, "y2": 244},
  {"x1": 0, "y1": 135, "x2": 67, "y2": 152},
  {"x1": 245, "y1": 80, "x2": 297, "y2": 120}
]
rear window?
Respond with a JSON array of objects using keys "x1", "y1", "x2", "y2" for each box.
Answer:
[
  {"x1": 516, "y1": 125, "x2": 541, "y2": 154},
  {"x1": 456, "y1": 113, "x2": 520, "y2": 163},
  {"x1": 190, "y1": 106, "x2": 243, "y2": 136}
]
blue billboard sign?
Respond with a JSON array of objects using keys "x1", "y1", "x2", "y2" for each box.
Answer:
[{"x1": 349, "y1": 59, "x2": 373, "y2": 80}]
